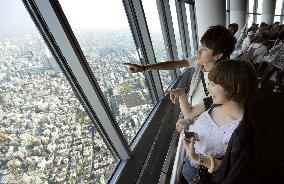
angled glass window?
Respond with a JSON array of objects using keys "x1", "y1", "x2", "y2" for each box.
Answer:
[
  {"x1": 249, "y1": 0, "x2": 254, "y2": 13},
  {"x1": 169, "y1": 0, "x2": 183, "y2": 59},
  {"x1": 257, "y1": 0, "x2": 263, "y2": 14},
  {"x1": 141, "y1": 0, "x2": 173, "y2": 91},
  {"x1": 275, "y1": 0, "x2": 283, "y2": 15},
  {"x1": 185, "y1": 4, "x2": 195, "y2": 56},
  {"x1": 248, "y1": 0, "x2": 255, "y2": 26},
  {"x1": 256, "y1": 15, "x2": 262, "y2": 24},
  {"x1": 274, "y1": 16, "x2": 281, "y2": 22},
  {"x1": 58, "y1": 0, "x2": 154, "y2": 144},
  {"x1": 0, "y1": 1, "x2": 117, "y2": 183},
  {"x1": 248, "y1": 14, "x2": 254, "y2": 27}
]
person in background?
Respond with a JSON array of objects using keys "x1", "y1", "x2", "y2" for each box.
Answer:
[
  {"x1": 248, "y1": 33, "x2": 270, "y2": 69},
  {"x1": 228, "y1": 23, "x2": 239, "y2": 44},
  {"x1": 258, "y1": 41, "x2": 284, "y2": 93},
  {"x1": 248, "y1": 23, "x2": 259, "y2": 33},
  {"x1": 242, "y1": 31, "x2": 254, "y2": 52},
  {"x1": 228, "y1": 23, "x2": 239, "y2": 35},
  {"x1": 254, "y1": 22, "x2": 269, "y2": 38}
]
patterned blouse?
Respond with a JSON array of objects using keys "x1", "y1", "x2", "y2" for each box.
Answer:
[
  {"x1": 271, "y1": 42, "x2": 284, "y2": 70},
  {"x1": 187, "y1": 108, "x2": 241, "y2": 168}
]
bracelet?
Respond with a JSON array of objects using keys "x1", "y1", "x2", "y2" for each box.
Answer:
[
  {"x1": 208, "y1": 155, "x2": 215, "y2": 173},
  {"x1": 186, "y1": 118, "x2": 193, "y2": 125}
]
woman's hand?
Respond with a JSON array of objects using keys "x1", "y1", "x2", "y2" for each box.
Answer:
[
  {"x1": 176, "y1": 118, "x2": 192, "y2": 132},
  {"x1": 183, "y1": 137, "x2": 198, "y2": 161}
]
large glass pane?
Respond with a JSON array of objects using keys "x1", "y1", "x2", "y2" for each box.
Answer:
[
  {"x1": 275, "y1": 0, "x2": 283, "y2": 15},
  {"x1": 59, "y1": 0, "x2": 154, "y2": 144},
  {"x1": 249, "y1": 0, "x2": 254, "y2": 13},
  {"x1": 274, "y1": 15, "x2": 281, "y2": 22},
  {"x1": 169, "y1": 0, "x2": 183, "y2": 59},
  {"x1": 141, "y1": 0, "x2": 173, "y2": 90},
  {"x1": 257, "y1": 0, "x2": 263, "y2": 13},
  {"x1": 0, "y1": 1, "x2": 117, "y2": 183},
  {"x1": 257, "y1": 15, "x2": 262, "y2": 24},
  {"x1": 248, "y1": 14, "x2": 254, "y2": 27},
  {"x1": 185, "y1": 5, "x2": 195, "y2": 56}
]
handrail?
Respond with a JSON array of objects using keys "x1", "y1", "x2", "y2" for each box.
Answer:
[
  {"x1": 170, "y1": 134, "x2": 186, "y2": 184},
  {"x1": 169, "y1": 67, "x2": 194, "y2": 184}
]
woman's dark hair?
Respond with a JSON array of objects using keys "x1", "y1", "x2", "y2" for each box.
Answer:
[
  {"x1": 251, "y1": 33, "x2": 270, "y2": 46},
  {"x1": 208, "y1": 59, "x2": 257, "y2": 104},
  {"x1": 201, "y1": 25, "x2": 235, "y2": 60}
]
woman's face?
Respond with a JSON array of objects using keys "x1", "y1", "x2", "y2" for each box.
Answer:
[{"x1": 208, "y1": 81, "x2": 229, "y2": 104}]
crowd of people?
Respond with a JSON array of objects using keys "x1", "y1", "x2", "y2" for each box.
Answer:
[
  {"x1": 232, "y1": 21, "x2": 284, "y2": 93},
  {"x1": 124, "y1": 21, "x2": 283, "y2": 183}
]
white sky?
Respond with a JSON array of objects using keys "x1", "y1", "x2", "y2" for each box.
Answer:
[
  {"x1": 0, "y1": 1, "x2": 37, "y2": 37},
  {"x1": 60, "y1": 0, "x2": 148, "y2": 30},
  {"x1": 0, "y1": 0, "x2": 162, "y2": 37}
]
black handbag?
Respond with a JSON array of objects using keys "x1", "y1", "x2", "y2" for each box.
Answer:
[{"x1": 198, "y1": 165, "x2": 213, "y2": 184}]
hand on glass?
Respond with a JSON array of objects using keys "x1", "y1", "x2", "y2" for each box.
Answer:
[{"x1": 123, "y1": 63, "x2": 144, "y2": 73}]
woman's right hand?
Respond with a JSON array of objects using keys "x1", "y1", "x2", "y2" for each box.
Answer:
[
  {"x1": 176, "y1": 118, "x2": 191, "y2": 132},
  {"x1": 183, "y1": 137, "x2": 198, "y2": 161}
]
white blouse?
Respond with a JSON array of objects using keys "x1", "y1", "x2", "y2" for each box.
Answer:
[{"x1": 187, "y1": 109, "x2": 241, "y2": 167}]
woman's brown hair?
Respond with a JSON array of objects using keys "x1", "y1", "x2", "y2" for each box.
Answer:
[{"x1": 208, "y1": 60, "x2": 257, "y2": 104}]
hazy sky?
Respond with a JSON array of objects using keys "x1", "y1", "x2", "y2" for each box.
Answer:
[
  {"x1": 0, "y1": 0, "x2": 162, "y2": 38},
  {"x1": 59, "y1": 0, "x2": 161, "y2": 31},
  {"x1": 59, "y1": 0, "x2": 130, "y2": 30},
  {"x1": 0, "y1": 0, "x2": 37, "y2": 37}
]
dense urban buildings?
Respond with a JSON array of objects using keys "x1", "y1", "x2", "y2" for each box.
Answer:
[{"x1": 0, "y1": 29, "x2": 171, "y2": 183}]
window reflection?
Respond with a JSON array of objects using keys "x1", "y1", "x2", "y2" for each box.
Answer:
[
  {"x1": 0, "y1": 1, "x2": 117, "y2": 183},
  {"x1": 59, "y1": 0, "x2": 154, "y2": 144}
]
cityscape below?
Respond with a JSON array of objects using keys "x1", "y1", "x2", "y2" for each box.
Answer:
[{"x1": 0, "y1": 30, "x2": 172, "y2": 183}]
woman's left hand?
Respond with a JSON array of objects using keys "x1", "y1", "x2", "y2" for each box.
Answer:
[{"x1": 183, "y1": 137, "x2": 198, "y2": 161}]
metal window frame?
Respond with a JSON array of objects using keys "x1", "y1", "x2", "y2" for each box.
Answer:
[
  {"x1": 129, "y1": 0, "x2": 164, "y2": 100},
  {"x1": 253, "y1": 0, "x2": 258, "y2": 23},
  {"x1": 226, "y1": 0, "x2": 230, "y2": 27},
  {"x1": 23, "y1": 0, "x2": 131, "y2": 162},
  {"x1": 187, "y1": 3, "x2": 199, "y2": 52},
  {"x1": 122, "y1": 0, "x2": 160, "y2": 104},
  {"x1": 156, "y1": 0, "x2": 180, "y2": 80},
  {"x1": 176, "y1": 1, "x2": 192, "y2": 59}
]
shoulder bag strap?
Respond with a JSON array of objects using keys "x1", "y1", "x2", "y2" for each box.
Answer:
[{"x1": 200, "y1": 70, "x2": 209, "y2": 97}]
